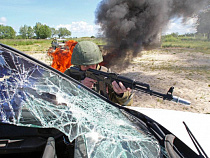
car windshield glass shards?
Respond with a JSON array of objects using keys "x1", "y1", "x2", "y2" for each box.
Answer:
[{"x1": 0, "y1": 44, "x2": 162, "y2": 158}]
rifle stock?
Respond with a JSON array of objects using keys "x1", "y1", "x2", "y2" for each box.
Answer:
[{"x1": 69, "y1": 67, "x2": 191, "y2": 105}]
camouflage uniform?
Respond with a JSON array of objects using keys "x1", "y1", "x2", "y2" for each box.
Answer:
[
  {"x1": 64, "y1": 41, "x2": 133, "y2": 106},
  {"x1": 64, "y1": 65, "x2": 133, "y2": 106}
]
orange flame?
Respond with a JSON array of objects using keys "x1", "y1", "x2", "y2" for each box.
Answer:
[{"x1": 48, "y1": 40, "x2": 78, "y2": 73}]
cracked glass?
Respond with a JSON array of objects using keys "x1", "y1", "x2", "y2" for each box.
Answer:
[{"x1": 0, "y1": 44, "x2": 162, "y2": 158}]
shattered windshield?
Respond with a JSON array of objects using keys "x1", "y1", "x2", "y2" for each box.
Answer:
[{"x1": 0, "y1": 44, "x2": 161, "y2": 158}]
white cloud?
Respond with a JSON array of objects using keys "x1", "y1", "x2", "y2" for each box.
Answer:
[
  {"x1": 0, "y1": 17, "x2": 7, "y2": 25},
  {"x1": 56, "y1": 21, "x2": 100, "y2": 37},
  {"x1": 164, "y1": 17, "x2": 198, "y2": 35}
]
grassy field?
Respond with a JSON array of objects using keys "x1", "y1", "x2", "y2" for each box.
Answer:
[
  {"x1": 161, "y1": 35, "x2": 210, "y2": 54},
  {"x1": 0, "y1": 37, "x2": 106, "y2": 52},
  {"x1": 0, "y1": 36, "x2": 209, "y2": 54},
  {"x1": 0, "y1": 39, "x2": 51, "y2": 52}
]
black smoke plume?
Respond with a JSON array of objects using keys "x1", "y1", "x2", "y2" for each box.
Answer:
[{"x1": 95, "y1": 0, "x2": 209, "y2": 68}]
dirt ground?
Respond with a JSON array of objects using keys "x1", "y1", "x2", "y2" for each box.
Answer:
[
  {"x1": 112, "y1": 48, "x2": 210, "y2": 114},
  {"x1": 29, "y1": 48, "x2": 210, "y2": 114}
]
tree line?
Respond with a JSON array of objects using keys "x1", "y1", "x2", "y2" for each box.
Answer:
[{"x1": 0, "y1": 22, "x2": 71, "y2": 39}]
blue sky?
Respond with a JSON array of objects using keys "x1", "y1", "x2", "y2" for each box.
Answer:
[{"x1": 0, "y1": 0, "x2": 197, "y2": 37}]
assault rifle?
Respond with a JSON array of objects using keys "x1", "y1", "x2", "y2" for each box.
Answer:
[{"x1": 70, "y1": 67, "x2": 191, "y2": 105}]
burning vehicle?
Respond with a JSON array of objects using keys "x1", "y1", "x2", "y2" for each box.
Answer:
[
  {"x1": 48, "y1": 40, "x2": 78, "y2": 73},
  {"x1": 0, "y1": 43, "x2": 208, "y2": 158},
  {"x1": 51, "y1": 38, "x2": 67, "y2": 50}
]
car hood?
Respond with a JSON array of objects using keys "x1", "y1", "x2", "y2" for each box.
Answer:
[{"x1": 127, "y1": 107, "x2": 210, "y2": 157}]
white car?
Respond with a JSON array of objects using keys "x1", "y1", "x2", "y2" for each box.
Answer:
[{"x1": 128, "y1": 107, "x2": 210, "y2": 157}]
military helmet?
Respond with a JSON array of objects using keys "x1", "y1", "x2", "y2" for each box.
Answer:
[{"x1": 71, "y1": 41, "x2": 103, "y2": 65}]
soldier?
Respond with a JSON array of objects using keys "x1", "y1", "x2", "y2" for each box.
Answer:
[{"x1": 64, "y1": 41, "x2": 133, "y2": 106}]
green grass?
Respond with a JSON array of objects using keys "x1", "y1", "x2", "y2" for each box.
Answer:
[
  {"x1": 0, "y1": 39, "x2": 51, "y2": 52},
  {"x1": 162, "y1": 41, "x2": 210, "y2": 52},
  {"x1": 161, "y1": 36, "x2": 210, "y2": 54},
  {"x1": 1, "y1": 37, "x2": 209, "y2": 54},
  {"x1": 0, "y1": 38, "x2": 106, "y2": 52}
]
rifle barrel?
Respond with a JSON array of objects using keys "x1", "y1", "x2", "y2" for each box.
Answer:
[{"x1": 172, "y1": 96, "x2": 191, "y2": 105}]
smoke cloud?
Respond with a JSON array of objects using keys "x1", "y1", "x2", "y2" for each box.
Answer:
[{"x1": 95, "y1": 0, "x2": 209, "y2": 68}]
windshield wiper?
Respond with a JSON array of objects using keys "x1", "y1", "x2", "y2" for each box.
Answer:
[{"x1": 183, "y1": 121, "x2": 208, "y2": 158}]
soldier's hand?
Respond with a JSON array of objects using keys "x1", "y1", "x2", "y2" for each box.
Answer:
[
  {"x1": 81, "y1": 77, "x2": 97, "y2": 89},
  {"x1": 112, "y1": 81, "x2": 131, "y2": 96}
]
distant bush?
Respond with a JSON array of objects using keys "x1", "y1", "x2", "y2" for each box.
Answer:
[{"x1": 162, "y1": 35, "x2": 180, "y2": 42}]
